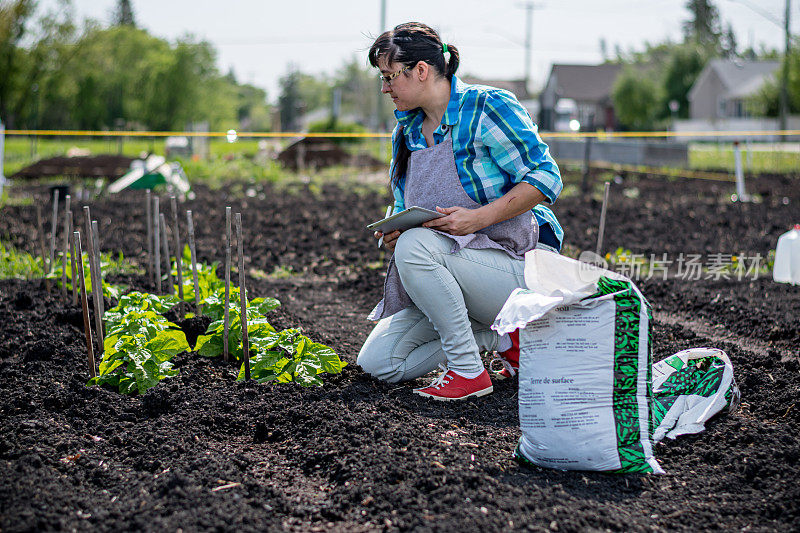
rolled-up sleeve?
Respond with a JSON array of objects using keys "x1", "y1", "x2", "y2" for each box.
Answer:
[{"x1": 480, "y1": 90, "x2": 562, "y2": 204}]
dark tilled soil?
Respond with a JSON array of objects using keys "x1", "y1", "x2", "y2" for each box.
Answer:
[
  {"x1": 10, "y1": 154, "x2": 135, "y2": 180},
  {"x1": 1, "y1": 173, "x2": 799, "y2": 532}
]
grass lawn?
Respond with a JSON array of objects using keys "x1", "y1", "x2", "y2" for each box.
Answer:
[{"x1": 689, "y1": 142, "x2": 800, "y2": 174}]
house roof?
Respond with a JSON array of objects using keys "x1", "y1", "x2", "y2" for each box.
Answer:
[
  {"x1": 689, "y1": 59, "x2": 780, "y2": 100},
  {"x1": 546, "y1": 63, "x2": 623, "y2": 102},
  {"x1": 460, "y1": 76, "x2": 531, "y2": 100}
]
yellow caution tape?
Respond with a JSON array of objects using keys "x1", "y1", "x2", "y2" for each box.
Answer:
[
  {"x1": 4, "y1": 129, "x2": 800, "y2": 139},
  {"x1": 3, "y1": 130, "x2": 392, "y2": 138}
]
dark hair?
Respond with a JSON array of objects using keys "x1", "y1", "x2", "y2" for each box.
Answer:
[{"x1": 368, "y1": 22, "x2": 460, "y2": 186}]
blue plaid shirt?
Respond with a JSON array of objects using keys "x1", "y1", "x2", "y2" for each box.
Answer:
[{"x1": 390, "y1": 76, "x2": 563, "y2": 249}]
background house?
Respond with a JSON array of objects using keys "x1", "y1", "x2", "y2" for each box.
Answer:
[
  {"x1": 676, "y1": 58, "x2": 799, "y2": 140},
  {"x1": 538, "y1": 64, "x2": 623, "y2": 131},
  {"x1": 688, "y1": 59, "x2": 780, "y2": 120}
]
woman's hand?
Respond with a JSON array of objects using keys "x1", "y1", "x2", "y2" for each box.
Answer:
[
  {"x1": 423, "y1": 183, "x2": 548, "y2": 236},
  {"x1": 374, "y1": 229, "x2": 402, "y2": 252},
  {"x1": 422, "y1": 206, "x2": 488, "y2": 236}
]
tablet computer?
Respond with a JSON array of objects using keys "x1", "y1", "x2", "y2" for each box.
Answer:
[{"x1": 367, "y1": 206, "x2": 444, "y2": 233}]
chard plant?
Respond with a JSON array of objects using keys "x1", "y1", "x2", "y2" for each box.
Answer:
[
  {"x1": 104, "y1": 292, "x2": 183, "y2": 328},
  {"x1": 0, "y1": 242, "x2": 128, "y2": 298},
  {"x1": 194, "y1": 286, "x2": 346, "y2": 387},
  {"x1": 239, "y1": 328, "x2": 347, "y2": 387},
  {"x1": 0, "y1": 242, "x2": 46, "y2": 279},
  {"x1": 47, "y1": 249, "x2": 139, "y2": 299},
  {"x1": 172, "y1": 244, "x2": 223, "y2": 302},
  {"x1": 194, "y1": 287, "x2": 281, "y2": 360},
  {"x1": 90, "y1": 291, "x2": 189, "y2": 394},
  {"x1": 202, "y1": 286, "x2": 280, "y2": 321}
]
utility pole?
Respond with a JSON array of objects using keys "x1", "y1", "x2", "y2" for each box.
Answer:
[
  {"x1": 0, "y1": 119, "x2": 6, "y2": 198},
  {"x1": 375, "y1": 0, "x2": 387, "y2": 132},
  {"x1": 520, "y1": 2, "x2": 537, "y2": 91},
  {"x1": 779, "y1": 0, "x2": 791, "y2": 135}
]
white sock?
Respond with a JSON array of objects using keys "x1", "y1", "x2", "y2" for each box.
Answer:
[
  {"x1": 497, "y1": 333, "x2": 512, "y2": 353},
  {"x1": 450, "y1": 367, "x2": 485, "y2": 379}
]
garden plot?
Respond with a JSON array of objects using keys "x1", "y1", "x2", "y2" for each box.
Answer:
[{"x1": 1, "y1": 173, "x2": 798, "y2": 532}]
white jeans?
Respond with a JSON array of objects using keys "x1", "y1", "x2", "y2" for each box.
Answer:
[{"x1": 357, "y1": 228, "x2": 527, "y2": 382}]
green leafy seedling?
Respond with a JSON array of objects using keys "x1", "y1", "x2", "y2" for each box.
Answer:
[
  {"x1": 90, "y1": 292, "x2": 189, "y2": 394},
  {"x1": 194, "y1": 286, "x2": 280, "y2": 360},
  {"x1": 237, "y1": 328, "x2": 346, "y2": 387}
]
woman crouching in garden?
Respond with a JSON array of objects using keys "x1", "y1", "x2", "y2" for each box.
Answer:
[{"x1": 357, "y1": 22, "x2": 564, "y2": 400}]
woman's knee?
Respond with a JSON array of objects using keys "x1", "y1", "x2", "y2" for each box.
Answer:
[
  {"x1": 394, "y1": 228, "x2": 447, "y2": 267},
  {"x1": 357, "y1": 344, "x2": 404, "y2": 383}
]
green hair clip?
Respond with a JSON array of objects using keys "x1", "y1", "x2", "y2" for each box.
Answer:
[{"x1": 442, "y1": 43, "x2": 448, "y2": 55}]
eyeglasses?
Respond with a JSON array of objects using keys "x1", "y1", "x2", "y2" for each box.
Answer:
[{"x1": 378, "y1": 65, "x2": 411, "y2": 86}]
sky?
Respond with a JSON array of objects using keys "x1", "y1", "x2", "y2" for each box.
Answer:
[{"x1": 43, "y1": 0, "x2": 800, "y2": 103}]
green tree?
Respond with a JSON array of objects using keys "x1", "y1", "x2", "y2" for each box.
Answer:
[
  {"x1": 277, "y1": 65, "x2": 331, "y2": 131},
  {"x1": 683, "y1": 0, "x2": 721, "y2": 49},
  {"x1": 297, "y1": 72, "x2": 331, "y2": 113},
  {"x1": 612, "y1": 66, "x2": 664, "y2": 130},
  {"x1": 114, "y1": 0, "x2": 135, "y2": 27},
  {"x1": 0, "y1": 0, "x2": 77, "y2": 128},
  {"x1": 660, "y1": 44, "x2": 711, "y2": 120},
  {"x1": 332, "y1": 55, "x2": 394, "y2": 128},
  {"x1": 3, "y1": 2, "x2": 272, "y2": 132},
  {"x1": 234, "y1": 81, "x2": 271, "y2": 131},
  {"x1": 67, "y1": 25, "x2": 171, "y2": 128},
  {"x1": 748, "y1": 40, "x2": 800, "y2": 116},
  {"x1": 278, "y1": 65, "x2": 302, "y2": 131},
  {"x1": 720, "y1": 22, "x2": 737, "y2": 58},
  {"x1": 0, "y1": 0, "x2": 34, "y2": 126}
]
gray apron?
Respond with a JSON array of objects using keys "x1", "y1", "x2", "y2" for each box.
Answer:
[{"x1": 368, "y1": 134, "x2": 539, "y2": 320}]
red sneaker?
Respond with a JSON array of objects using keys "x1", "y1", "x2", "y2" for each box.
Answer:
[
  {"x1": 413, "y1": 367, "x2": 493, "y2": 401},
  {"x1": 490, "y1": 329, "x2": 520, "y2": 380}
]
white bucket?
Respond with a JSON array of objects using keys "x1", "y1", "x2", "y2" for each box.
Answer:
[{"x1": 773, "y1": 225, "x2": 800, "y2": 285}]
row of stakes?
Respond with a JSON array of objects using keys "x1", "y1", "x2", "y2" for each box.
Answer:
[
  {"x1": 37, "y1": 182, "x2": 615, "y2": 383},
  {"x1": 37, "y1": 190, "x2": 253, "y2": 382}
]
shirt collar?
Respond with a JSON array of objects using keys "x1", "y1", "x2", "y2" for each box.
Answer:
[
  {"x1": 394, "y1": 75, "x2": 465, "y2": 129},
  {"x1": 442, "y1": 75, "x2": 464, "y2": 126}
]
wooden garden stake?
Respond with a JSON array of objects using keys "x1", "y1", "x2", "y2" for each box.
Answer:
[
  {"x1": 595, "y1": 182, "x2": 611, "y2": 257},
  {"x1": 146, "y1": 190, "x2": 153, "y2": 283},
  {"x1": 223, "y1": 207, "x2": 231, "y2": 362},
  {"x1": 186, "y1": 210, "x2": 201, "y2": 315},
  {"x1": 74, "y1": 231, "x2": 96, "y2": 379},
  {"x1": 61, "y1": 195, "x2": 71, "y2": 300},
  {"x1": 68, "y1": 215, "x2": 78, "y2": 305},
  {"x1": 171, "y1": 196, "x2": 184, "y2": 316},
  {"x1": 159, "y1": 213, "x2": 174, "y2": 295},
  {"x1": 83, "y1": 207, "x2": 104, "y2": 353},
  {"x1": 236, "y1": 213, "x2": 250, "y2": 380},
  {"x1": 154, "y1": 196, "x2": 161, "y2": 293},
  {"x1": 35, "y1": 205, "x2": 50, "y2": 289},
  {"x1": 49, "y1": 188, "x2": 59, "y2": 273},
  {"x1": 91, "y1": 220, "x2": 105, "y2": 330}
]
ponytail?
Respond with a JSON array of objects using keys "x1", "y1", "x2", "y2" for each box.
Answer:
[
  {"x1": 443, "y1": 43, "x2": 460, "y2": 79},
  {"x1": 392, "y1": 126, "x2": 411, "y2": 187}
]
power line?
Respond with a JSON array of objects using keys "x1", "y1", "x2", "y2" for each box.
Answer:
[{"x1": 724, "y1": 0, "x2": 784, "y2": 27}]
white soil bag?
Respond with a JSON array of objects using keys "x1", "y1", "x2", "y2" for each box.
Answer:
[
  {"x1": 652, "y1": 347, "x2": 739, "y2": 442},
  {"x1": 493, "y1": 250, "x2": 662, "y2": 473}
]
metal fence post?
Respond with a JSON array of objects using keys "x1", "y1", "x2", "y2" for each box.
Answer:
[
  {"x1": 733, "y1": 140, "x2": 749, "y2": 202},
  {"x1": 0, "y1": 119, "x2": 6, "y2": 197},
  {"x1": 581, "y1": 136, "x2": 593, "y2": 194}
]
